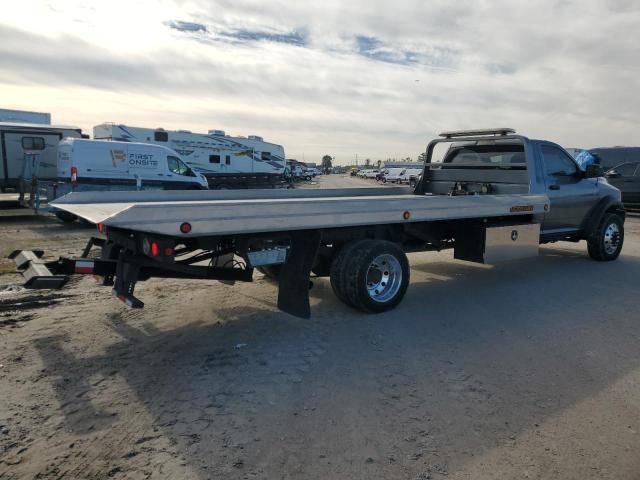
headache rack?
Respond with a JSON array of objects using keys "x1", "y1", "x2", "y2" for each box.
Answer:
[{"x1": 439, "y1": 128, "x2": 516, "y2": 138}]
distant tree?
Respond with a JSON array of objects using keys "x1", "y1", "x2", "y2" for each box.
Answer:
[
  {"x1": 321, "y1": 155, "x2": 333, "y2": 173},
  {"x1": 405, "y1": 156, "x2": 413, "y2": 162},
  {"x1": 417, "y1": 152, "x2": 427, "y2": 163},
  {"x1": 376, "y1": 159, "x2": 382, "y2": 168},
  {"x1": 365, "y1": 158, "x2": 371, "y2": 167}
]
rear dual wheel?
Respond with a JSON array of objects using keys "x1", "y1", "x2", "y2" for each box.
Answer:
[{"x1": 330, "y1": 239, "x2": 409, "y2": 313}]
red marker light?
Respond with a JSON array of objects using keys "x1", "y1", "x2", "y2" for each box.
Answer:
[
  {"x1": 180, "y1": 222, "x2": 192, "y2": 234},
  {"x1": 70, "y1": 166, "x2": 78, "y2": 184},
  {"x1": 164, "y1": 247, "x2": 174, "y2": 257},
  {"x1": 150, "y1": 241, "x2": 160, "y2": 257},
  {"x1": 97, "y1": 223, "x2": 105, "y2": 234}
]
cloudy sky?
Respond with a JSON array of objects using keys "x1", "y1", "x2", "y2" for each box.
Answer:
[{"x1": 0, "y1": 0, "x2": 638, "y2": 163}]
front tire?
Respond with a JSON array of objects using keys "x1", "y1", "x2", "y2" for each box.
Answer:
[{"x1": 587, "y1": 213, "x2": 624, "y2": 261}]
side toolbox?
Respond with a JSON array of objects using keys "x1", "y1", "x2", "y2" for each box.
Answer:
[{"x1": 454, "y1": 223, "x2": 540, "y2": 264}]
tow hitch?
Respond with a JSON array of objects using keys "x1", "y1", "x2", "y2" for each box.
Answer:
[{"x1": 9, "y1": 250, "x2": 69, "y2": 289}]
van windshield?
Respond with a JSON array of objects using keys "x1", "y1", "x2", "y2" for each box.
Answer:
[{"x1": 168, "y1": 156, "x2": 190, "y2": 175}]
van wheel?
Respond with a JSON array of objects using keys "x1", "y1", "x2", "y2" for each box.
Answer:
[
  {"x1": 330, "y1": 239, "x2": 370, "y2": 305},
  {"x1": 342, "y1": 240, "x2": 409, "y2": 313},
  {"x1": 587, "y1": 213, "x2": 624, "y2": 261},
  {"x1": 55, "y1": 211, "x2": 77, "y2": 223}
]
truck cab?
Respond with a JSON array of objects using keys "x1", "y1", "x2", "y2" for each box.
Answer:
[{"x1": 419, "y1": 129, "x2": 624, "y2": 249}]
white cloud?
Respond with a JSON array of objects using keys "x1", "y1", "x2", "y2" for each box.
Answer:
[{"x1": 0, "y1": 0, "x2": 639, "y2": 163}]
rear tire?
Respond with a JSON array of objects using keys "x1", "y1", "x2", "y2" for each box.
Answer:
[
  {"x1": 587, "y1": 213, "x2": 624, "y2": 261},
  {"x1": 342, "y1": 240, "x2": 409, "y2": 313},
  {"x1": 330, "y1": 239, "x2": 370, "y2": 305}
]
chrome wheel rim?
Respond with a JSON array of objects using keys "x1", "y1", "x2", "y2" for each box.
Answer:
[
  {"x1": 604, "y1": 223, "x2": 621, "y2": 255},
  {"x1": 366, "y1": 254, "x2": 402, "y2": 303}
]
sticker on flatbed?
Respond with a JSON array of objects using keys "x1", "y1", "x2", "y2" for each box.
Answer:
[{"x1": 510, "y1": 205, "x2": 534, "y2": 213}]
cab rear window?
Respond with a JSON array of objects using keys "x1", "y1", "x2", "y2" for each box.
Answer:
[{"x1": 443, "y1": 144, "x2": 526, "y2": 169}]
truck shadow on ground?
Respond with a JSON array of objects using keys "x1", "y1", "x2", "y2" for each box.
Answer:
[{"x1": 32, "y1": 245, "x2": 640, "y2": 478}]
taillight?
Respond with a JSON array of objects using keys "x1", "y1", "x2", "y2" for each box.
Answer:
[
  {"x1": 150, "y1": 241, "x2": 160, "y2": 257},
  {"x1": 97, "y1": 223, "x2": 105, "y2": 234},
  {"x1": 70, "y1": 166, "x2": 78, "y2": 184}
]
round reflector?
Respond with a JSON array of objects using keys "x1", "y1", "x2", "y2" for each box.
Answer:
[
  {"x1": 180, "y1": 222, "x2": 192, "y2": 234},
  {"x1": 150, "y1": 241, "x2": 160, "y2": 257},
  {"x1": 164, "y1": 247, "x2": 174, "y2": 257}
]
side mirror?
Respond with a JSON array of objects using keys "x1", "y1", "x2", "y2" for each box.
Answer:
[
  {"x1": 585, "y1": 164, "x2": 604, "y2": 178},
  {"x1": 605, "y1": 170, "x2": 620, "y2": 178}
]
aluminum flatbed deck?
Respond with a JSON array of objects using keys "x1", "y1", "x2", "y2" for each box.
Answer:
[{"x1": 51, "y1": 187, "x2": 549, "y2": 237}]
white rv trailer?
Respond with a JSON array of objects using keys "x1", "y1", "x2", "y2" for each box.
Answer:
[
  {"x1": 0, "y1": 122, "x2": 84, "y2": 191},
  {"x1": 0, "y1": 108, "x2": 51, "y2": 125},
  {"x1": 93, "y1": 123, "x2": 286, "y2": 188}
]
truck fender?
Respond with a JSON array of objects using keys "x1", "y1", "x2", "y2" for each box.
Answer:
[{"x1": 582, "y1": 196, "x2": 625, "y2": 239}]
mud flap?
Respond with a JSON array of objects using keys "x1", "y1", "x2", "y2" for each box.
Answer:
[
  {"x1": 9, "y1": 250, "x2": 69, "y2": 289},
  {"x1": 277, "y1": 231, "x2": 321, "y2": 319}
]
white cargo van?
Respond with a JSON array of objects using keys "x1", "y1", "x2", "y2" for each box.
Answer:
[
  {"x1": 57, "y1": 139, "x2": 208, "y2": 190},
  {"x1": 46, "y1": 139, "x2": 208, "y2": 221}
]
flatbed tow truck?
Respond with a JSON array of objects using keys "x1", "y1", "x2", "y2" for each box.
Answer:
[{"x1": 10, "y1": 129, "x2": 625, "y2": 318}]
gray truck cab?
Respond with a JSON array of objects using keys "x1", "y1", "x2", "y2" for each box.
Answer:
[
  {"x1": 418, "y1": 129, "x2": 625, "y2": 258},
  {"x1": 529, "y1": 139, "x2": 621, "y2": 237}
]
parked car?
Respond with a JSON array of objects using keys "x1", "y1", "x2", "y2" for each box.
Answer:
[
  {"x1": 605, "y1": 161, "x2": 640, "y2": 209},
  {"x1": 409, "y1": 172, "x2": 422, "y2": 188},
  {"x1": 382, "y1": 168, "x2": 406, "y2": 183},
  {"x1": 577, "y1": 146, "x2": 640, "y2": 210},
  {"x1": 362, "y1": 169, "x2": 381, "y2": 179},
  {"x1": 375, "y1": 169, "x2": 389, "y2": 181},
  {"x1": 398, "y1": 168, "x2": 423, "y2": 184}
]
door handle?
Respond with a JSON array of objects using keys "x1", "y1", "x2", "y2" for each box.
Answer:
[{"x1": 549, "y1": 185, "x2": 560, "y2": 190}]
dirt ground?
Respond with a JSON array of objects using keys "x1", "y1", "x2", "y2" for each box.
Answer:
[{"x1": 1, "y1": 177, "x2": 640, "y2": 480}]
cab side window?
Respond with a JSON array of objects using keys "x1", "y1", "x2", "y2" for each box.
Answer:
[
  {"x1": 168, "y1": 156, "x2": 189, "y2": 175},
  {"x1": 541, "y1": 145, "x2": 578, "y2": 178}
]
